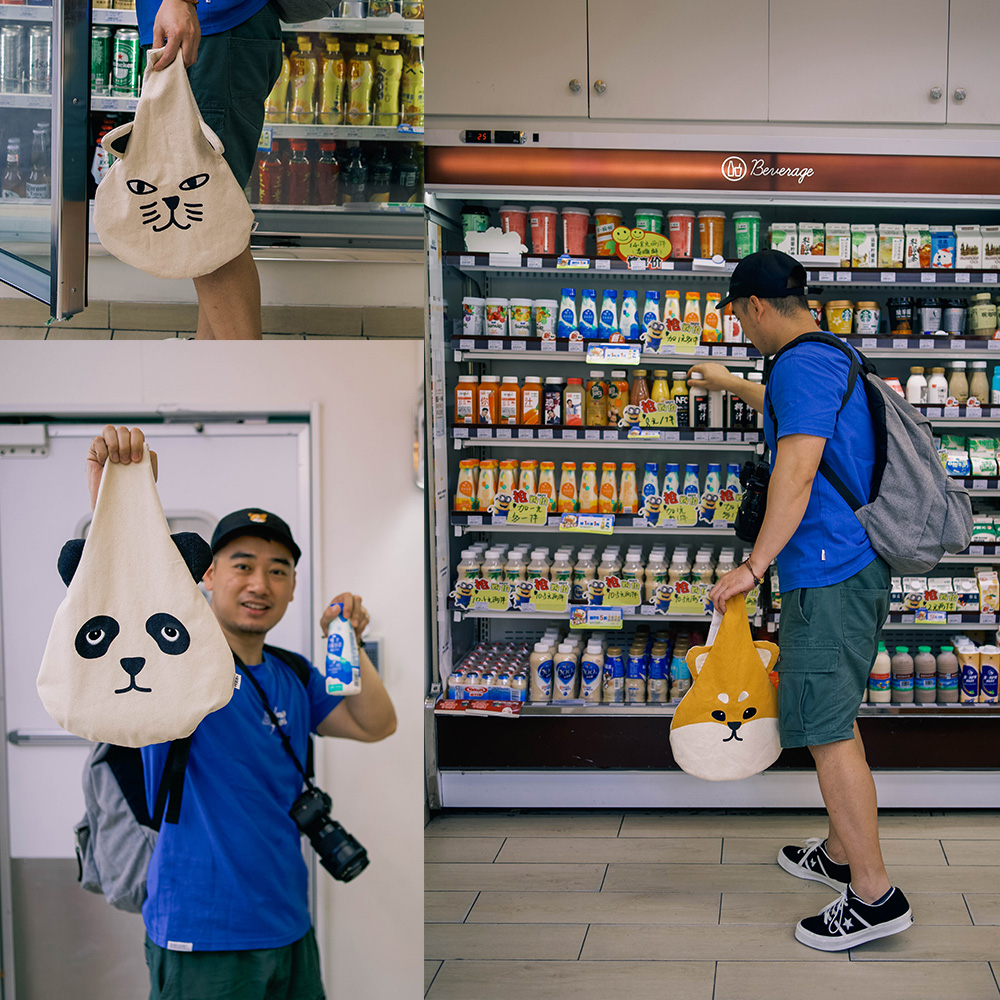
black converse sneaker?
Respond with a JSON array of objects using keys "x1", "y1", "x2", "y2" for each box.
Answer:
[
  {"x1": 795, "y1": 885, "x2": 913, "y2": 951},
  {"x1": 777, "y1": 837, "x2": 851, "y2": 892}
]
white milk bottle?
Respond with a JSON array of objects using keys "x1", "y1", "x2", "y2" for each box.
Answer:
[
  {"x1": 528, "y1": 642, "x2": 554, "y2": 702},
  {"x1": 645, "y1": 548, "x2": 667, "y2": 601},
  {"x1": 457, "y1": 549, "x2": 481, "y2": 580},
  {"x1": 597, "y1": 553, "x2": 617, "y2": 580},
  {"x1": 622, "y1": 549, "x2": 645, "y2": 591},
  {"x1": 906, "y1": 366, "x2": 928, "y2": 404},
  {"x1": 481, "y1": 549, "x2": 504, "y2": 586},
  {"x1": 553, "y1": 642, "x2": 580, "y2": 701},
  {"x1": 504, "y1": 551, "x2": 527, "y2": 581},
  {"x1": 325, "y1": 607, "x2": 362, "y2": 695},
  {"x1": 527, "y1": 549, "x2": 550, "y2": 582},
  {"x1": 580, "y1": 642, "x2": 604, "y2": 702},
  {"x1": 668, "y1": 548, "x2": 690, "y2": 585},
  {"x1": 572, "y1": 549, "x2": 596, "y2": 603},
  {"x1": 716, "y1": 548, "x2": 736, "y2": 579}
]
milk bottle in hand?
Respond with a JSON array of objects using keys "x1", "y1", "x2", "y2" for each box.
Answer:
[{"x1": 326, "y1": 605, "x2": 362, "y2": 695}]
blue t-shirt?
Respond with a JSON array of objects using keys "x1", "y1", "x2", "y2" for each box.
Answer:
[
  {"x1": 763, "y1": 337, "x2": 878, "y2": 591},
  {"x1": 141, "y1": 650, "x2": 343, "y2": 951},
  {"x1": 137, "y1": 0, "x2": 270, "y2": 47}
]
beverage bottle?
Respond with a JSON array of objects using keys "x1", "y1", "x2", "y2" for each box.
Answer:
[
  {"x1": 527, "y1": 549, "x2": 550, "y2": 583},
  {"x1": 670, "y1": 634, "x2": 692, "y2": 700},
  {"x1": 286, "y1": 139, "x2": 311, "y2": 205},
  {"x1": 702, "y1": 292, "x2": 722, "y2": 343},
  {"x1": 868, "y1": 643, "x2": 891, "y2": 703},
  {"x1": 728, "y1": 372, "x2": 748, "y2": 428},
  {"x1": 890, "y1": 646, "x2": 914, "y2": 704},
  {"x1": 726, "y1": 462, "x2": 742, "y2": 495},
  {"x1": 538, "y1": 461, "x2": 557, "y2": 511},
  {"x1": 927, "y1": 367, "x2": 948, "y2": 404},
  {"x1": 24, "y1": 125, "x2": 49, "y2": 199},
  {"x1": 579, "y1": 289, "x2": 598, "y2": 339},
  {"x1": 553, "y1": 643, "x2": 579, "y2": 701},
  {"x1": 543, "y1": 377, "x2": 565, "y2": 423},
  {"x1": 563, "y1": 377, "x2": 584, "y2": 426},
  {"x1": 682, "y1": 463, "x2": 700, "y2": 497},
  {"x1": 368, "y1": 145, "x2": 392, "y2": 202},
  {"x1": 551, "y1": 549, "x2": 573, "y2": 585},
  {"x1": 668, "y1": 371, "x2": 689, "y2": 428},
  {"x1": 317, "y1": 37, "x2": 346, "y2": 124},
  {"x1": 481, "y1": 549, "x2": 504, "y2": 585},
  {"x1": 476, "y1": 458, "x2": 497, "y2": 511},
  {"x1": 496, "y1": 458, "x2": 518, "y2": 494},
  {"x1": 572, "y1": 549, "x2": 595, "y2": 603},
  {"x1": 936, "y1": 646, "x2": 959, "y2": 703},
  {"x1": 580, "y1": 642, "x2": 604, "y2": 702},
  {"x1": 704, "y1": 463, "x2": 721, "y2": 495},
  {"x1": 668, "y1": 548, "x2": 690, "y2": 585},
  {"x1": 340, "y1": 143, "x2": 368, "y2": 203},
  {"x1": 747, "y1": 371, "x2": 764, "y2": 429},
  {"x1": 663, "y1": 462, "x2": 680, "y2": 495},
  {"x1": 603, "y1": 645, "x2": 624, "y2": 703},
  {"x1": 949, "y1": 361, "x2": 969, "y2": 406},
  {"x1": 626, "y1": 646, "x2": 647, "y2": 703},
  {"x1": 683, "y1": 291, "x2": 702, "y2": 328},
  {"x1": 393, "y1": 143, "x2": 420, "y2": 202},
  {"x1": 558, "y1": 288, "x2": 577, "y2": 339},
  {"x1": 454, "y1": 459, "x2": 478, "y2": 511},
  {"x1": 716, "y1": 548, "x2": 736, "y2": 578},
  {"x1": 518, "y1": 459, "x2": 538, "y2": 496},
  {"x1": 503, "y1": 552, "x2": 525, "y2": 582},
  {"x1": 663, "y1": 289, "x2": 681, "y2": 329},
  {"x1": 325, "y1": 606, "x2": 361, "y2": 695},
  {"x1": 558, "y1": 461, "x2": 578, "y2": 513},
  {"x1": 346, "y1": 41, "x2": 374, "y2": 125},
  {"x1": 1, "y1": 139, "x2": 24, "y2": 198},
  {"x1": 257, "y1": 143, "x2": 286, "y2": 204},
  {"x1": 580, "y1": 462, "x2": 599, "y2": 513},
  {"x1": 264, "y1": 43, "x2": 291, "y2": 122},
  {"x1": 914, "y1": 646, "x2": 937, "y2": 703},
  {"x1": 598, "y1": 289, "x2": 619, "y2": 340},
  {"x1": 529, "y1": 642, "x2": 553, "y2": 702},
  {"x1": 620, "y1": 289, "x2": 640, "y2": 341},
  {"x1": 629, "y1": 369, "x2": 650, "y2": 406},
  {"x1": 641, "y1": 290, "x2": 660, "y2": 336},
  {"x1": 650, "y1": 369, "x2": 671, "y2": 407},
  {"x1": 373, "y1": 38, "x2": 403, "y2": 126},
  {"x1": 648, "y1": 641, "x2": 669, "y2": 703},
  {"x1": 693, "y1": 552, "x2": 714, "y2": 585},
  {"x1": 645, "y1": 550, "x2": 667, "y2": 601},
  {"x1": 455, "y1": 375, "x2": 478, "y2": 425},
  {"x1": 622, "y1": 548, "x2": 645, "y2": 590},
  {"x1": 607, "y1": 371, "x2": 630, "y2": 426},
  {"x1": 521, "y1": 376, "x2": 542, "y2": 425},
  {"x1": 400, "y1": 34, "x2": 424, "y2": 127},
  {"x1": 619, "y1": 462, "x2": 638, "y2": 514},
  {"x1": 688, "y1": 371, "x2": 709, "y2": 428},
  {"x1": 585, "y1": 371, "x2": 608, "y2": 426},
  {"x1": 641, "y1": 462, "x2": 659, "y2": 509},
  {"x1": 289, "y1": 35, "x2": 318, "y2": 124},
  {"x1": 969, "y1": 361, "x2": 989, "y2": 405},
  {"x1": 314, "y1": 141, "x2": 340, "y2": 205},
  {"x1": 906, "y1": 366, "x2": 927, "y2": 405},
  {"x1": 456, "y1": 549, "x2": 481, "y2": 580},
  {"x1": 991, "y1": 365, "x2": 1000, "y2": 405},
  {"x1": 599, "y1": 462, "x2": 618, "y2": 514}
]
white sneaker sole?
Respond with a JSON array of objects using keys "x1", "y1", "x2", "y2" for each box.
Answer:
[
  {"x1": 794, "y1": 909, "x2": 913, "y2": 952},
  {"x1": 776, "y1": 849, "x2": 849, "y2": 892}
]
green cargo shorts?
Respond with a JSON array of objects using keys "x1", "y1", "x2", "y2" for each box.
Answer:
[
  {"x1": 776, "y1": 556, "x2": 890, "y2": 749},
  {"x1": 144, "y1": 928, "x2": 324, "y2": 1000}
]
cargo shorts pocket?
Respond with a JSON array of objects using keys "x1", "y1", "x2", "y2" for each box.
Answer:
[
  {"x1": 776, "y1": 644, "x2": 843, "y2": 741},
  {"x1": 840, "y1": 587, "x2": 889, "y2": 659}
]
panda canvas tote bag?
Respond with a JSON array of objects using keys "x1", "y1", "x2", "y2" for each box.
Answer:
[
  {"x1": 93, "y1": 47, "x2": 254, "y2": 280},
  {"x1": 37, "y1": 446, "x2": 235, "y2": 747}
]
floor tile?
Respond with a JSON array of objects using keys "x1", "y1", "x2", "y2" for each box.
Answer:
[
  {"x1": 425, "y1": 863, "x2": 606, "y2": 893},
  {"x1": 425, "y1": 838, "x2": 505, "y2": 863},
  {"x1": 467, "y1": 891, "x2": 721, "y2": 925},
  {"x1": 260, "y1": 304, "x2": 362, "y2": 336},
  {"x1": 603, "y1": 863, "x2": 835, "y2": 894},
  {"x1": 109, "y1": 302, "x2": 198, "y2": 332},
  {"x1": 850, "y1": 924, "x2": 1000, "y2": 961},
  {"x1": 722, "y1": 891, "x2": 972, "y2": 926},
  {"x1": 0, "y1": 327, "x2": 45, "y2": 340},
  {"x1": 425, "y1": 891, "x2": 479, "y2": 923},
  {"x1": 111, "y1": 329, "x2": 180, "y2": 339},
  {"x1": 878, "y1": 812, "x2": 1000, "y2": 840},
  {"x1": 722, "y1": 837, "x2": 947, "y2": 866},
  {"x1": 0, "y1": 297, "x2": 109, "y2": 328},
  {"x1": 496, "y1": 836, "x2": 721, "y2": 865},
  {"x1": 714, "y1": 960, "x2": 1000, "y2": 999},
  {"x1": 425, "y1": 922, "x2": 586, "y2": 961},
  {"x1": 966, "y1": 894, "x2": 1000, "y2": 925},
  {"x1": 582, "y1": 922, "x2": 846, "y2": 962},
  {"x1": 943, "y1": 841, "x2": 1000, "y2": 866},
  {"x1": 619, "y1": 811, "x2": 826, "y2": 839},
  {"x1": 44, "y1": 328, "x2": 112, "y2": 340},
  {"x1": 883, "y1": 866, "x2": 1000, "y2": 893},
  {"x1": 425, "y1": 960, "x2": 715, "y2": 1000},
  {"x1": 426, "y1": 812, "x2": 623, "y2": 839},
  {"x1": 424, "y1": 960, "x2": 441, "y2": 997}
]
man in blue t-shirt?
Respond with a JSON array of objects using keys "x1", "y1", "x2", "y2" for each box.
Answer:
[
  {"x1": 689, "y1": 251, "x2": 912, "y2": 953},
  {"x1": 86, "y1": 426, "x2": 397, "y2": 1000},
  {"x1": 138, "y1": 0, "x2": 282, "y2": 339}
]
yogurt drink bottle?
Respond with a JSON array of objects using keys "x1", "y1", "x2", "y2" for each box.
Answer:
[
  {"x1": 325, "y1": 605, "x2": 362, "y2": 695},
  {"x1": 580, "y1": 642, "x2": 604, "y2": 702},
  {"x1": 528, "y1": 642, "x2": 553, "y2": 701},
  {"x1": 553, "y1": 643, "x2": 580, "y2": 701}
]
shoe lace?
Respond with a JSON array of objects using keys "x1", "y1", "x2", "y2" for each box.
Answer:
[
  {"x1": 820, "y1": 892, "x2": 850, "y2": 934},
  {"x1": 799, "y1": 837, "x2": 826, "y2": 868}
]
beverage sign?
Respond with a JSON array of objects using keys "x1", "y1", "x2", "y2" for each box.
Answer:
[
  {"x1": 639, "y1": 399, "x2": 678, "y2": 428},
  {"x1": 587, "y1": 345, "x2": 641, "y2": 365},
  {"x1": 570, "y1": 606, "x2": 623, "y2": 630},
  {"x1": 560, "y1": 513, "x2": 615, "y2": 534},
  {"x1": 503, "y1": 493, "x2": 549, "y2": 526},
  {"x1": 611, "y1": 227, "x2": 672, "y2": 264}
]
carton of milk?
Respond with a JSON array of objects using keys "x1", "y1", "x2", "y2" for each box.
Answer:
[
  {"x1": 851, "y1": 224, "x2": 877, "y2": 268},
  {"x1": 878, "y1": 224, "x2": 905, "y2": 268},
  {"x1": 930, "y1": 226, "x2": 956, "y2": 268},
  {"x1": 904, "y1": 223, "x2": 930, "y2": 268},
  {"x1": 902, "y1": 576, "x2": 927, "y2": 612},
  {"x1": 770, "y1": 223, "x2": 797, "y2": 255},
  {"x1": 955, "y1": 577, "x2": 981, "y2": 613},
  {"x1": 982, "y1": 226, "x2": 1000, "y2": 270},
  {"x1": 957, "y1": 225, "x2": 983, "y2": 269},
  {"x1": 889, "y1": 577, "x2": 904, "y2": 612},
  {"x1": 826, "y1": 223, "x2": 851, "y2": 267}
]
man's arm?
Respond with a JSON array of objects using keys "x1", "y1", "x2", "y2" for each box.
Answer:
[
  {"x1": 151, "y1": 0, "x2": 201, "y2": 69},
  {"x1": 709, "y1": 432, "x2": 826, "y2": 612},
  {"x1": 87, "y1": 425, "x2": 157, "y2": 510},
  {"x1": 316, "y1": 648, "x2": 396, "y2": 741},
  {"x1": 687, "y1": 362, "x2": 766, "y2": 412}
]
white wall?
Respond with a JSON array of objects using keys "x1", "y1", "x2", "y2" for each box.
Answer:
[{"x1": 0, "y1": 340, "x2": 425, "y2": 1000}]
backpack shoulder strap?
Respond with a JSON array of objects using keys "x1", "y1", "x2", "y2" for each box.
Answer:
[
  {"x1": 261, "y1": 644, "x2": 315, "y2": 780},
  {"x1": 102, "y1": 744, "x2": 154, "y2": 829},
  {"x1": 150, "y1": 736, "x2": 192, "y2": 829}
]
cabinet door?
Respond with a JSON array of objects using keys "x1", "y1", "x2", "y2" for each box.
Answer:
[
  {"x1": 947, "y1": 0, "x2": 1000, "y2": 125},
  {"x1": 769, "y1": 0, "x2": 949, "y2": 124},
  {"x1": 587, "y1": 0, "x2": 768, "y2": 122},
  {"x1": 426, "y1": 0, "x2": 589, "y2": 118}
]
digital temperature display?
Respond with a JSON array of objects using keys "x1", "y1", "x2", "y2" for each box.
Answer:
[{"x1": 462, "y1": 130, "x2": 492, "y2": 143}]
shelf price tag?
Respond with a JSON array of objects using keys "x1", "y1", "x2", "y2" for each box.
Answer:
[
  {"x1": 892, "y1": 338, "x2": 907, "y2": 350},
  {"x1": 526, "y1": 258, "x2": 542, "y2": 269},
  {"x1": 587, "y1": 345, "x2": 641, "y2": 365},
  {"x1": 487, "y1": 339, "x2": 503, "y2": 351},
  {"x1": 459, "y1": 255, "x2": 475, "y2": 268},
  {"x1": 510, "y1": 340, "x2": 527, "y2": 351},
  {"x1": 921, "y1": 272, "x2": 936, "y2": 283},
  {"x1": 836, "y1": 271, "x2": 851, "y2": 282},
  {"x1": 569, "y1": 606, "x2": 623, "y2": 630},
  {"x1": 541, "y1": 340, "x2": 557, "y2": 353},
  {"x1": 967, "y1": 405, "x2": 982, "y2": 419},
  {"x1": 488, "y1": 252, "x2": 521, "y2": 268},
  {"x1": 819, "y1": 271, "x2": 835, "y2": 282},
  {"x1": 627, "y1": 429, "x2": 663, "y2": 440},
  {"x1": 560, "y1": 513, "x2": 615, "y2": 535},
  {"x1": 984, "y1": 273, "x2": 998, "y2": 284},
  {"x1": 568, "y1": 340, "x2": 585, "y2": 353},
  {"x1": 880, "y1": 272, "x2": 896, "y2": 283},
  {"x1": 556, "y1": 255, "x2": 591, "y2": 270},
  {"x1": 956, "y1": 272, "x2": 971, "y2": 283},
  {"x1": 919, "y1": 339, "x2": 934, "y2": 350},
  {"x1": 257, "y1": 127, "x2": 273, "y2": 152},
  {"x1": 595, "y1": 259, "x2": 611, "y2": 271}
]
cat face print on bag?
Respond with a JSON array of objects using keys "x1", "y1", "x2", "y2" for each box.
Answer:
[{"x1": 93, "y1": 47, "x2": 254, "y2": 280}]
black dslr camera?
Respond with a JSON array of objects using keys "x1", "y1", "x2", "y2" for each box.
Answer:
[
  {"x1": 290, "y1": 787, "x2": 369, "y2": 883},
  {"x1": 733, "y1": 459, "x2": 770, "y2": 543}
]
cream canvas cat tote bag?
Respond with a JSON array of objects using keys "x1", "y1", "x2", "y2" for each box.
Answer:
[
  {"x1": 93, "y1": 47, "x2": 254, "y2": 280},
  {"x1": 37, "y1": 446, "x2": 235, "y2": 747}
]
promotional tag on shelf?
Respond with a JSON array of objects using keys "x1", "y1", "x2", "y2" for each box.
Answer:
[
  {"x1": 586, "y1": 345, "x2": 642, "y2": 365},
  {"x1": 569, "y1": 606, "x2": 624, "y2": 630},
  {"x1": 595, "y1": 576, "x2": 643, "y2": 608},
  {"x1": 556, "y1": 254, "x2": 591, "y2": 269},
  {"x1": 666, "y1": 321, "x2": 702, "y2": 356},
  {"x1": 638, "y1": 398, "x2": 678, "y2": 428},
  {"x1": 612, "y1": 227, "x2": 672, "y2": 264},
  {"x1": 434, "y1": 699, "x2": 521, "y2": 718},
  {"x1": 627, "y1": 429, "x2": 663, "y2": 441},
  {"x1": 451, "y1": 578, "x2": 511, "y2": 613},
  {"x1": 257, "y1": 128, "x2": 273, "y2": 152},
  {"x1": 712, "y1": 495, "x2": 742, "y2": 524},
  {"x1": 511, "y1": 579, "x2": 570, "y2": 614},
  {"x1": 650, "y1": 580, "x2": 711, "y2": 616},
  {"x1": 489, "y1": 492, "x2": 549, "y2": 526},
  {"x1": 659, "y1": 491, "x2": 699, "y2": 527},
  {"x1": 559, "y1": 513, "x2": 615, "y2": 535}
]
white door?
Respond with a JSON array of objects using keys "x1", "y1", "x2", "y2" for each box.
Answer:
[
  {"x1": 769, "y1": 0, "x2": 949, "y2": 124},
  {"x1": 426, "y1": 0, "x2": 589, "y2": 117},
  {"x1": 0, "y1": 420, "x2": 310, "y2": 1000},
  {"x1": 588, "y1": 0, "x2": 768, "y2": 122},
  {"x1": 946, "y1": 0, "x2": 1000, "y2": 125}
]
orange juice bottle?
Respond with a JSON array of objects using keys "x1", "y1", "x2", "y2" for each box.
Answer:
[
  {"x1": 558, "y1": 462, "x2": 578, "y2": 513},
  {"x1": 289, "y1": 35, "x2": 318, "y2": 125},
  {"x1": 455, "y1": 374, "x2": 478, "y2": 425},
  {"x1": 497, "y1": 459, "x2": 518, "y2": 494},
  {"x1": 620, "y1": 462, "x2": 639, "y2": 513},
  {"x1": 702, "y1": 292, "x2": 722, "y2": 343},
  {"x1": 580, "y1": 462, "x2": 599, "y2": 514},
  {"x1": 455, "y1": 459, "x2": 478, "y2": 511},
  {"x1": 650, "y1": 369, "x2": 671, "y2": 405},
  {"x1": 599, "y1": 462, "x2": 618, "y2": 514},
  {"x1": 538, "y1": 461, "x2": 557, "y2": 511},
  {"x1": 477, "y1": 375, "x2": 499, "y2": 424},
  {"x1": 585, "y1": 370, "x2": 608, "y2": 426},
  {"x1": 318, "y1": 37, "x2": 347, "y2": 125},
  {"x1": 477, "y1": 459, "x2": 498, "y2": 511},
  {"x1": 521, "y1": 375, "x2": 542, "y2": 425},
  {"x1": 519, "y1": 459, "x2": 539, "y2": 496},
  {"x1": 607, "y1": 370, "x2": 630, "y2": 426},
  {"x1": 499, "y1": 376, "x2": 521, "y2": 425}
]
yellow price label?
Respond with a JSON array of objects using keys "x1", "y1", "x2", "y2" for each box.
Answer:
[
  {"x1": 532, "y1": 590, "x2": 570, "y2": 613},
  {"x1": 472, "y1": 589, "x2": 511, "y2": 612},
  {"x1": 507, "y1": 502, "x2": 549, "y2": 526},
  {"x1": 666, "y1": 322, "x2": 702, "y2": 356},
  {"x1": 603, "y1": 583, "x2": 643, "y2": 608},
  {"x1": 612, "y1": 227, "x2": 673, "y2": 263},
  {"x1": 663, "y1": 502, "x2": 697, "y2": 526},
  {"x1": 640, "y1": 401, "x2": 678, "y2": 428},
  {"x1": 712, "y1": 500, "x2": 742, "y2": 523},
  {"x1": 667, "y1": 594, "x2": 709, "y2": 615},
  {"x1": 924, "y1": 596, "x2": 957, "y2": 612}
]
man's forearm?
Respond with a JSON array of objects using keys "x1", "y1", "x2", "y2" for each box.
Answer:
[
  {"x1": 732, "y1": 379, "x2": 765, "y2": 412},
  {"x1": 339, "y1": 650, "x2": 396, "y2": 741}
]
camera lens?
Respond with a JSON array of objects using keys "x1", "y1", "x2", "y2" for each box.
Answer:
[{"x1": 313, "y1": 820, "x2": 369, "y2": 882}]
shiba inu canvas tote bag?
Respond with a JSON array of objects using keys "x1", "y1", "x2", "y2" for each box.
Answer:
[
  {"x1": 670, "y1": 595, "x2": 781, "y2": 781},
  {"x1": 37, "y1": 446, "x2": 234, "y2": 747},
  {"x1": 93, "y1": 47, "x2": 254, "y2": 280}
]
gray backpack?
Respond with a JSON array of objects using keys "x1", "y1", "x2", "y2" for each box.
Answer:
[{"x1": 768, "y1": 332, "x2": 973, "y2": 574}]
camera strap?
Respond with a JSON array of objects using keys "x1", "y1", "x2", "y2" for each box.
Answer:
[{"x1": 234, "y1": 652, "x2": 317, "y2": 793}]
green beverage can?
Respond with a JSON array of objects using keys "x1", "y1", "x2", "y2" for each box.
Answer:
[
  {"x1": 111, "y1": 27, "x2": 140, "y2": 96},
  {"x1": 91, "y1": 26, "x2": 112, "y2": 95},
  {"x1": 634, "y1": 207, "x2": 664, "y2": 234},
  {"x1": 734, "y1": 211, "x2": 762, "y2": 259}
]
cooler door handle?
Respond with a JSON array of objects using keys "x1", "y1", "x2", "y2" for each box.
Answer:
[
  {"x1": 929, "y1": 87, "x2": 943, "y2": 101},
  {"x1": 593, "y1": 80, "x2": 607, "y2": 94},
  {"x1": 954, "y1": 88, "x2": 967, "y2": 102},
  {"x1": 569, "y1": 79, "x2": 582, "y2": 93}
]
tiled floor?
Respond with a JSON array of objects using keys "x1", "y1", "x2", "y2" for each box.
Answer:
[{"x1": 424, "y1": 809, "x2": 1000, "y2": 1000}]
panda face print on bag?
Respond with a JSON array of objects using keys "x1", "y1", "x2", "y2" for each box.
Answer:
[
  {"x1": 128, "y1": 173, "x2": 208, "y2": 233},
  {"x1": 37, "y1": 446, "x2": 235, "y2": 747}
]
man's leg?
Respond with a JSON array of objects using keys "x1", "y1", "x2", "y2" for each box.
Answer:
[{"x1": 192, "y1": 246, "x2": 263, "y2": 340}]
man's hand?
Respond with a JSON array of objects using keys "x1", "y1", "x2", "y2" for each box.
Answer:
[
  {"x1": 86, "y1": 425, "x2": 158, "y2": 511},
  {"x1": 686, "y1": 361, "x2": 736, "y2": 393},
  {"x1": 709, "y1": 562, "x2": 758, "y2": 615},
  {"x1": 321, "y1": 593, "x2": 369, "y2": 644},
  {"x1": 152, "y1": 0, "x2": 201, "y2": 69}
]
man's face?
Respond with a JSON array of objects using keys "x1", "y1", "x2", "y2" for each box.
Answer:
[
  {"x1": 202, "y1": 535, "x2": 296, "y2": 639},
  {"x1": 733, "y1": 298, "x2": 766, "y2": 351}
]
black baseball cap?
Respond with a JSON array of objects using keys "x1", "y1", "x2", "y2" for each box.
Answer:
[
  {"x1": 718, "y1": 249, "x2": 809, "y2": 309},
  {"x1": 211, "y1": 509, "x2": 302, "y2": 564}
]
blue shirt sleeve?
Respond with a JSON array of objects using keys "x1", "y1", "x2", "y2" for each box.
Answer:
[
  {"x1": 305, "y1": 659, "x2": 344, "y2": 733},
  {"x1": 768, "y1": 343, "x2": 851, "y2": 441}
]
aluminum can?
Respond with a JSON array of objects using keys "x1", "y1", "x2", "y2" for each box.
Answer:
[
  {"x1": 0, "y1": 24, "x2": 26, "y2": 93},
  {"x1": 111, "y1": 26, "x2": 140, "y2": 96},
  {"x1": 91, "y1": 26, "x2": 112, "y2": 94},
  {"x1": 27, "y1": 23, "x2": 49, "y2": 94}
]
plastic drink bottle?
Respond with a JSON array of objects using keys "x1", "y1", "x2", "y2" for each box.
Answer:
[
  {"x1": 346, "y1": 42, "x2": 374, "y2": 126},
  {"x1": 325, "y1": 606, "x2": 361, "y2": 695},
  {"x1": 289, "y1": 35, "x2": 318, "y2": 124},
  {"x1": 265, "y1": 44, "x2": 291, "y2": 122},
  {"x1": 373, "y1": 39, "x2": 403, "y2": 126},
  {"x1": 318, "y1": 38, "x2": 346, "y2": 124}
]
